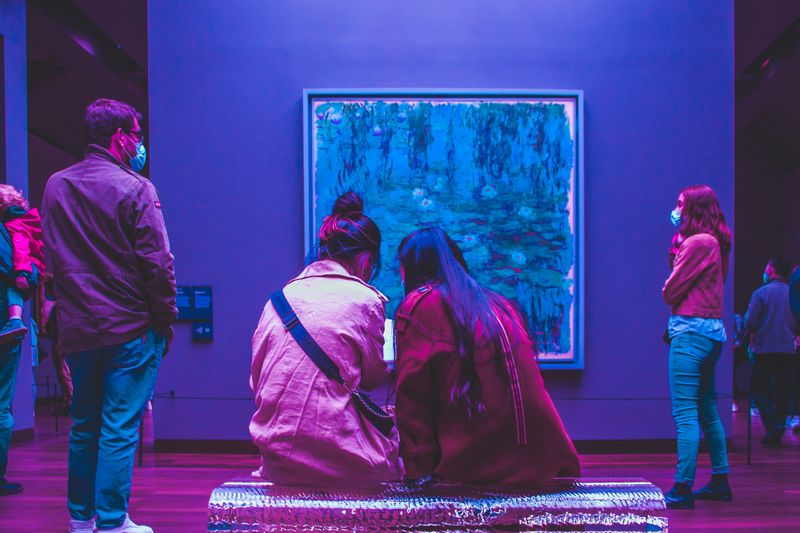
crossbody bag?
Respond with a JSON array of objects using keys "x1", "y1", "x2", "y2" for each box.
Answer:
[{"x1": 270, "y1": 289, "x2": 395, "y2": 438}]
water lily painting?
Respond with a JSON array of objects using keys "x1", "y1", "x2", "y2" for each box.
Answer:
[{"x1": 304, "y1": 90, "x2": 584, "y2": 369}]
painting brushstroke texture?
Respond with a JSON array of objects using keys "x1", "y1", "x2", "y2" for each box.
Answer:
[{"x1": 306, "y1": 91, "x2": 583, "y2": 368}]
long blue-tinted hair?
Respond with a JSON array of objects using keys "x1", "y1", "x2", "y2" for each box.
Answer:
[{"x1": 398, "y1": 227, "x2": 521, "y2": 417}]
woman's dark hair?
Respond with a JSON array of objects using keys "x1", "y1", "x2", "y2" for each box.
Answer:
[
  {"x1": 85, "y1": 98, "x2": 143, "y2": 148},
  {"x1": 398, "y1": 227, "x2": 527, "y2": 417},
  {"x1": 318, "y1": 192, "x2": 381, "y2": 281},
  {"x1": 670, "y1": 185, "x2": 732, "y2": 276}
]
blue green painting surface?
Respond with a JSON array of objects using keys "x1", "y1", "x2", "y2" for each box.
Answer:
[{"x1": 312, "y1": 98, "x2": 576, "y2": 357}]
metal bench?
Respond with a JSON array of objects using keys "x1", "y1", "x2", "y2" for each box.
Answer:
[{"x1": 208, "y1": 477, "x2": 667, "y2": 531}]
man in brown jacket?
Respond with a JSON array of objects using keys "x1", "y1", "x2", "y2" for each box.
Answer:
[{"x1": 42, "y1": 98, "x2": 176, "y2": 533}]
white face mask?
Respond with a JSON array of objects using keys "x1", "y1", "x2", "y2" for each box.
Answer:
[{"x1": 670, "y1": 208, "x2": 682, "y2": 228}]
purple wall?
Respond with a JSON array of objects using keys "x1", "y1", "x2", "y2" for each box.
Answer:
[
  {"x1": 1, "y1": 0, "x2": 33, "y2": 434},
  {"x1": 148, "y1": 0, "x2": 734, "y2": 442}
]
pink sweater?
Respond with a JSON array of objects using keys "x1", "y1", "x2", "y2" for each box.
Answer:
[
  {"x1": 663, "y1": 233, "x2": 726, "y2": 318},
  {"x1": 250, "y1": 260, "x2": 400, "y2": 486}
]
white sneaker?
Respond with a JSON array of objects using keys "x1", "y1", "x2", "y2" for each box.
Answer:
[
  {"x1": 97, "y1": 514, "x2": 153, "y2": 533},
  {"x1": 69, "y1": 518, "x2": 95, "y2": 532}
]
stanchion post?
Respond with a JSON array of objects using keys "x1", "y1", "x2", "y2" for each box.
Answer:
[
  {"x1": 54, "y1": 381, "x2": 60, "y2": 433},
  {"x1": 747, "y1": 394, "x2": 752, "y2": 466},
  {"x1": 138, "y1": 419, "x2": 144, "y2": 467}
]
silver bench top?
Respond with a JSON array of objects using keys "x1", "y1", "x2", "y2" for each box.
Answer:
[{"x1": 208, "y1": 477, "x2": 667, "y2": 531}]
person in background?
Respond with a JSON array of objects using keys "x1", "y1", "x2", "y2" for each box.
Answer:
[
  {"x1": 0, "y1": 184, "x2": 44, "y2": 344},
  {"x1": 790, "y1": 266, "x2": 800, "y2": 323},
  {"x1": 37, "y1": 271, "x2": 72, "y2": 412},
  {"x1": 394, "y1": 227, "x2": 580, "y2": 487},
  {"x1": 744, "y1": 257, "x2": 799, "y2": 446},
  {"x1": 250, "y1": 192, "x2": 400, "y2": 486},
  {"x1": 42, "y1": 98, "x2": 176, "y2": 533},
  {"x1": 790, "y1": 266, "x2": 800, "y2": 431},
  {"x1": 662, "y1": 185, "x2": 732, "y2": 510},
  {"x1": 0, "y1": 191, "x2": 28, "y2": 497},
  {"x1": 786, "y1": 333, "x2": 800, "y2": 433}
]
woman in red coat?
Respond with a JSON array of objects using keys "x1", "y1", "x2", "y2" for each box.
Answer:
[{"x1": 394, "y1": 228, "x2": 580, "y2": 486}]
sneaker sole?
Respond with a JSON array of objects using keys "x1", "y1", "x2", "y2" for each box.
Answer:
[
  {"x1": 0, "y1": 328, "x2": 27, "y2": 345},
  {"x1": 666, "y1": 500, "x2": 695, "y2": 510},
  {"x1": 0, "y1": 486, "x2": 23, "y2": 496}
]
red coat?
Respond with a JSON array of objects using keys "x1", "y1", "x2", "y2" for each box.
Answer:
[
  {"x1": 5, "y1": 207, "x2": 45, "y2": 275},
  {"x1": 395, "y1": 285, "x2": 580, "y2": 486}
]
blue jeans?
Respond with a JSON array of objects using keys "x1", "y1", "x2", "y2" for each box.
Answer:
[
  {"x1": 0, "y1": 342, "x2": 21, "y2": 480},
  {"x1": 669, "y1": 332, "x2": 729, "y2": 485},
  {"x1": 67, "y1": 330, "x2": 164, "y2": 528}
]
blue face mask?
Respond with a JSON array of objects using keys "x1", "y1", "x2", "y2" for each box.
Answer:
[
  {"x1": 763, "y1": 272, "x2": 770, "y2": 285},
  {"x1": 122, "y1": 131, "x2": 147, "y2": 172},
  {"x1": 670, "y1": 208, "x2": 682, "y2": 228},
  {"x1": 128, "y1": 141, "x2": 147, "y2": 172}
]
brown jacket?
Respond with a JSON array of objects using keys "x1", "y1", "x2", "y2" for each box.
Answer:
[
  {"x1": 42, "y1": 145, "x2": 177, "y2": 353},
  {"x1": 395, "y1": 286, "x2": 580, "y2": 486},
  {"x1": 663, "y1": 233, "x2": 726, "y2": 318}
]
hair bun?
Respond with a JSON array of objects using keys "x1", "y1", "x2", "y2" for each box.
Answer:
[{"x1": 331, "y1": 191, "x2": 364, "y2": 218}]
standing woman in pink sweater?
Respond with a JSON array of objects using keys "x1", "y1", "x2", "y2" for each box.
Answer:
[{"x1": 662, "y1": 185, "x2": 732, "y2": 509}]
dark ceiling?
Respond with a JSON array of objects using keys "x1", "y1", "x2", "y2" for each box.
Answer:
[
  {"x1": 25, "y1": 1, "x2": 800, "y2": 173},
  {"x1": 735, "y1": 0, "x2": 800, "y2": 176},
  {"x1": 27, "y1": 0, "x2": 146, "y2": 159}
]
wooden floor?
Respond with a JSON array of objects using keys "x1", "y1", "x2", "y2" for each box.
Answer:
[{"x1": 1, "y1": 407, "x2": 799, "y2": 532}]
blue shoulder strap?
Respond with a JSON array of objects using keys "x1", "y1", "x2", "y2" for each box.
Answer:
[{"x1": 269, "y1": 289, "x2": 345, "y2": 385}]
